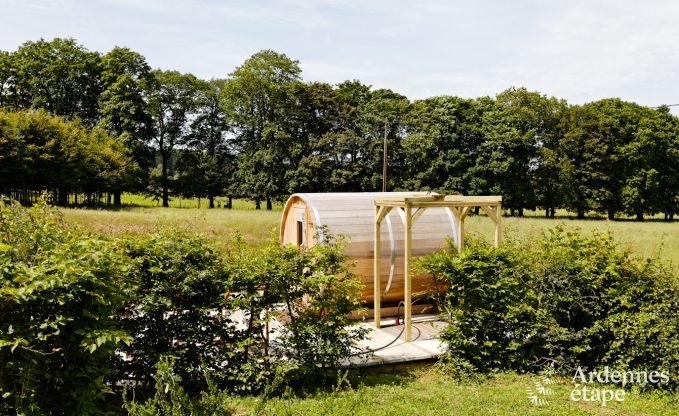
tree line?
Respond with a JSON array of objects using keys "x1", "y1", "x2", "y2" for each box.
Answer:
[{"x1": 1, "y1": 37, "x2": 678, "y2": 219}]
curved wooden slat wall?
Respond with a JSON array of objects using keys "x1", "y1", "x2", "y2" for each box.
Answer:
[{"x1": 280, "y1": 192, "x2": 458, "y2": 304}]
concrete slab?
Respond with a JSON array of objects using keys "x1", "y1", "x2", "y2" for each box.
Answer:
[{"x1": 344, "y1": 315, "x2": 448, "y2": 367}]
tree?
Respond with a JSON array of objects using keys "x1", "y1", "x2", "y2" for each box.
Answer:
[
  {"x1": 620, "y1": 106, "x2": 679, "y2": 220},
  {"x1": 98, "y1": 47, "x2": 155, "y2": 205},
  {"x1": 12, "y1": 38, "x2": 102, "y2": 125},
  {"x1": 359, "y1": 88, "x2": 410, "y2": 191},
  {"x1": 146, "y1": 70, "x2": 200, "y2": 207},
  {"x1": 404, "y1": 95, "x2": 485, "y2": 193},
  {"x1": 563, "y1": 99, "x2": 645, "y2": 219},
  {"x1": 0, "y1": 109, "x2": 135, "y2": 205},
  {"x1": 222, "y1": 50, "x2": 302, "y2": 209},
  {"x1": 0, "y1": 50, "x2": 15, "y2": 108},
  {"x1": 182, "y1": 79, "x2": 232, "y2": 208}
]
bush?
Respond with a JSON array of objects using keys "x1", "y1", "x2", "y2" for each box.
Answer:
[
  {"x1": 0, "y1": 201, "x2": 130, "y2": 414},
  {"x1": 115, "y1": 231, "x2": 234, "y2": 392},
  {"x1": 224, "y1": 233, "x2": 368, "y2": 393},
  {"x1": 0, "y1": 203, "x2": 372, "y2": 411},
  {"x1": 418, "y1": 227, "x2": 679, "y2": 388},
  {"x1": 417, "y1": 244, "x2": 540, "y2": 372}
]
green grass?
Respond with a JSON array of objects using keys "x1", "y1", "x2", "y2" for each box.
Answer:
[
  {"x1": 61, "y1": 205, "x2": 280, "y2": 248},
  {"x1": 230, "y1": 367, "x2": 679, "y2": 415},
  {"x1": 61, "y1": 203, "x2": 679, "y2": 266},
  {"x1": 118, "y1": 192, "x2": 285, "y2": 210},
  {"x1": 464, "y1": 214, "x2": 679, "y2": 267}
]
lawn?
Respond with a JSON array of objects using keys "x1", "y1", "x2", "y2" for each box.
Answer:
[
  {"x1": 62, "y1": 201, "x2": 679, "y2": 266},
  {"x1": 232, "y1": 367, "x2": 679, "y2": 415}
]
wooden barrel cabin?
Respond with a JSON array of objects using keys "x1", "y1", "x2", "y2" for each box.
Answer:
[{"x1": 279, "y1": 192, "x2": 459, "y2": 306}]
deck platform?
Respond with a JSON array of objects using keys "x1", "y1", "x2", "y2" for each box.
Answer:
[{"x1": 344, "y1": 314, "x2": 448, "y2": 367}]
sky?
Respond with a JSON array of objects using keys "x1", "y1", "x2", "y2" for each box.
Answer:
[{"x1": 2, "y1": 0, "x2": 679, "y2": 113}]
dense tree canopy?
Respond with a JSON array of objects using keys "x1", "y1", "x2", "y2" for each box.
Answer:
[{"x1": 1, "y1": 37, "x2": 679, "y2": 219}]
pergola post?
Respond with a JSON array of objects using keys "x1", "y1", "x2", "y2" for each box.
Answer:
[
  {"x1": 457, "y1": 214, "x2": 464, "y2": 252},
  {"x1": 404, "y1": 205, "x2": 412, "y2": 342},
  {"x1": 373, "y1": 205, "x2": 381, "y2": 328},
  {"x1": 494, "y1": 204, "x2": 502, "y2": 248}
]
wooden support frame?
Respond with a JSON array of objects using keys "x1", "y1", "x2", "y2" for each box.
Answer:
[{"x1": 373, "y1": 194, "x2": 502, "y2": 341}]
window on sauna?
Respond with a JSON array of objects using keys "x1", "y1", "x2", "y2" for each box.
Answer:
[{"x1": 296, "y1": 221, "x2": 304, "y2": 246}]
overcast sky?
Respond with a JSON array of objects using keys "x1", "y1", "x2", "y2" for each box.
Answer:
[{"x1": 3, "y1": 0, "x2": 679, "y2": 113}]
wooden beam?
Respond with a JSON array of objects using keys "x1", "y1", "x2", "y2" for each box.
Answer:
[
  {"x1": 480, "y1": 205, "x2": 497, "y2": 223},
  {"x1": 494, "y1": 205, "x2": 502, "y2": 248},
  {"x1": 459, "y1": 206, "x2": 470, "y2": 220},
  {"x1": 411, "y1": 207, "x2": 427, "y2": 224},
  {"x1": 374, "y1": 205, "x2": 381, "y2": 327},
  {"x1": 404, "y1": 205, "x2": 412, "y2": 342},
  {"x1": 374, "y1": 195, "x2": 502, "y2": 207},
  {"x1": 375, "y1": 205, "x2": 392, "y2": 224},
  {"x1": 458, "y1": 215, "x2": 465, "y2": 252}
]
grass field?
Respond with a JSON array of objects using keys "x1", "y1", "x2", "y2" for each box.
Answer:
[
  {"x1": 61, "y1": 202, "x2": 679, "y2": 266},
  {"x1": 59, "y1": 201, "x2": 679, "y2": 415}
]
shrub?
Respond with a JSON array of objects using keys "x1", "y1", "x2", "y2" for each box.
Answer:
[
  {"x1": 224, "y1": 233, "x2": 368, "y2": 393},
  {"x1": 419, "y1": 226, "x2": 679, "y2": 388},
  {"x1": 115, "y1": 231, "x2": 234, "y2": 392},
  {"x1": 417, "y1": 245, "x2": 540, "y2": 372},
  {"x1": 0, "y1": 201, "x2": 130, "y2": 414}
]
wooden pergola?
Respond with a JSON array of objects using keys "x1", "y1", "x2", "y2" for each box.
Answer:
[{"x1": 373, "y1": 194, "x2": 503, "y2": 341}]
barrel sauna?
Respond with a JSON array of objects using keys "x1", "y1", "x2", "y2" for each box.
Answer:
[{"x1": 279, "y1": 192, "x2": 458, "y2": 306}]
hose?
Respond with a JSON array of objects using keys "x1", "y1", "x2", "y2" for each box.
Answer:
[{"x1": 349, "y1": 299, "x2": 423, "y2": 357}]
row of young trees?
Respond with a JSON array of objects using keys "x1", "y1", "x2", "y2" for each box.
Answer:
[{"x1": 2, "y1": 38, "x2": 679, "y2": 218}]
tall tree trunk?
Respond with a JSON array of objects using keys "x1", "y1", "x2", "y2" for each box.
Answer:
[
  {"x1": 670, "y1": 213, "x2": 675, "y2": 221},
  {"x1": 209, "y1": 193, "x2": 214, "y2": 209},
  {"x1": 550, "y1": 207, "x2": 555, "y2": 218},
  {"x1": 227, "y1": 196, "x2": 232, "y2": 209},
  {"x1": 255, "y1": 199, "x2": 261, "y2": 210},
  {"x1": 518, "y1": 207, "x2": 524, "y2": 217},
  {"x1": 114, "y1": 191, "x2": 121, "y2": 207},
  {"x1": 607, "y1": 209, "x2": 615, "y2": 221},
  {"x1": 546, "y1": 207, "x2": 549, "y2": 218},
  {"x1": 474, "y1": 207, "x2": 480, "y2": 215},
  {"x1": 266, "y1": 198, "x2": 272, "y2": 210},
  {"x1": 577, "y1": 209, "x2": 585, "y2": 219},
  {"x1": 636, "y1": 212, "x2": 644, "y2": 221},
  {"x1": 107, "y1": 193, "x2": 112, "y2": 207},
  {"x1": 58, "y1": 188, "x2": 68, "y2": 206}
]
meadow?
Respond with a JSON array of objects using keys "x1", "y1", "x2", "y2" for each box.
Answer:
[{"x1": 62, "y1": 194, "x2": 679, "y2": 266}]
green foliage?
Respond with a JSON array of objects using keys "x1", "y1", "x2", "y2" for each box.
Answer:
[
  {"x1": 115, "y1": 230, "x2": 233, "y2": 390},
  {"x1": 0, "y1": 109, "x2": 137, "y2": 204},
  {"x1": 0, "y1": 201, "x2": 130, "y2": 414},
  {"x1": 9, "y1": 38, "x2": 102, "y2": 125},
  {"x1": 418, "y1": 227, "x2": 679, "y2": 388},
  {"x1": 4, "y1": 37, "x2": 679, "y2": 218},
  {"x1": 418, "y1": 244, "x2": 540, "y2": 371},
  {"x1": 264, "y1": 234, "x2": 368, "y2": 379},
  {"x1": 224, "y1": 232, "x2": 368, "y2": 393},
  {"x1": 0, "y1": 202, "x2": 369, "y2": 412}
]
